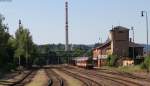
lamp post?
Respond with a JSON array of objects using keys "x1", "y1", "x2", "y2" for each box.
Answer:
[{"x1": 141, "y1": 11, "x2": 149, "y2": 56}]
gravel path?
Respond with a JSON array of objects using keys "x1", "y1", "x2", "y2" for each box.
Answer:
[
  {"x1": 52, "y1": 69, "x2": 84, "y2": 86},
  {"x1": 25, "y1": 69, "x2": 48, "y2": 86}
]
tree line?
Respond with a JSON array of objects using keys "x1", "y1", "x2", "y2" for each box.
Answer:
[
  {"x1": 0, "y1": 14, "x2": 37, "y2": 71},
  {"x1": 0, "y1": 14, "x2": 95, "y2": 71}
]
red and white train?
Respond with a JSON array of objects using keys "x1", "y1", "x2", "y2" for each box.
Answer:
[{"x1": 72, "y1": 57, "x2": 93, "y2": 69}]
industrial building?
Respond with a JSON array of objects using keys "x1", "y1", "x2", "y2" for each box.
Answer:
[{"x1": 93, "y1": 26, "x2": 144, "y2": 67}]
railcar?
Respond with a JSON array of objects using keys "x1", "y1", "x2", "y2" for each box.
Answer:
[{"x1": 73, "y1": 57, "x2": 93, "y2": 69}]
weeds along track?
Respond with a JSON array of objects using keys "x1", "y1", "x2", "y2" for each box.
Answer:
[
  {"x1": 45, "y1": 68, "x2": 66, "y2": 86},
  {"x1": 95, "y1": 69, "x2": 150, "y2": 82},
  {"x1": 65, "y1": 66, "x2": 143, "y2": 86},
  {"x1": 59, "y1": 68, "x2": 103, "y2": 86},
  {"x1": 8, "y1": 70, "x2": 37, "y2": 86}
]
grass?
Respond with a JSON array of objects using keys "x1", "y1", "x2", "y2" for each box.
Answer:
[
  {"x1": 101, "y1": 65, "x2": 145, "y2": 73},
  {"x1": 117, "y1": 65, "x2": 144, "y2": 73}
]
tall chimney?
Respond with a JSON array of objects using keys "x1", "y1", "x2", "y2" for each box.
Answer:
[{"x1": 65, "y1": 0, "x2": 69, "y2": 51}]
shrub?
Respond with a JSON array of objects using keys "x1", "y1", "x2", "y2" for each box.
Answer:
[
  {"x1": 141, "y1": 56, "x2": 150, "y2": 72},
  {"x1": 107, "y1": 54, "x2": 118, "y2": 67}
]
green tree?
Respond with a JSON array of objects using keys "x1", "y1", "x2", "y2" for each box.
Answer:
[
  {"x1": 107, "y1": 54, "x2": 118, "y2": 67},
  {"x1": 14, "y1": 25, "x2": 34, "y2": 67},
  {"x1": 85, "y1": 50, "x2": 93, "y2": 57},
  {"x1": 73, "y1": 48, "x2": 86, "y2": 57},
  {"x1": 0, "y1": 14, "x2": 11, "y2": 67}
]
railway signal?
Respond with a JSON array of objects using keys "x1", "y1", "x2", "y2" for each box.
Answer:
[
  {"x1": 141, "y1": 11, "x2": 149, "y2": 56},
  {"x1": 18, "y1": 19, "x2": 21, "y2": 67}
]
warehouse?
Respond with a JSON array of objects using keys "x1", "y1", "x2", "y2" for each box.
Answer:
[{"x1": 93, "y1": 26, "x2": 144, "y2": 67}]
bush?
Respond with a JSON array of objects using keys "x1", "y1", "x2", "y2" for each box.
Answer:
[
  {"x1": 3, "y1": 63, "x2": 17, "y2": 72},
  {"x1": 141, "y1": 56, "x2": 150, "y2": 72},
  {"x1": 107, "y1": 54, "x2": 118, "y2": 67}
]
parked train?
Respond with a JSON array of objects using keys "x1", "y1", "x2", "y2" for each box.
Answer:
[{"x1": 72, "y1": 57, "x2": 93, "y2": 69}]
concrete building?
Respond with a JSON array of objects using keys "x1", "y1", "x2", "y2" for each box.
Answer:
[{"x1": 93, "y1": 26, "x2": 144, "y2": 67}]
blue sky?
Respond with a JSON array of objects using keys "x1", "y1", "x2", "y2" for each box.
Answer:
[{"x1": 0, "y1": 0, "x2": 150, "y2": 44}]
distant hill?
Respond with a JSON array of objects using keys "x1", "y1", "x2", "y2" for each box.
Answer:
[
  {"x1": 37, "y1": 43, "x2": 94, "y2": 54},
  {"x1": 36, "y1": 44, "x2": 95, "y2": 57}
]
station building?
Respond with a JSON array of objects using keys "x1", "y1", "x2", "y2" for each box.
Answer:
[{"x1": 93, "y1": 26, "x2": 144, "y2": 67}]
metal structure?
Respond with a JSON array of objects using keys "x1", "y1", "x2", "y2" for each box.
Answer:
[
  {"x1": 65, "y1": 0, "x2": 69, "y2": 51},
  {"x1": 18, "y1": 19, "x2": 21, "y2": 67},
  {"x1": 141, "y1": 11, "x2": 149, "y2": 56},
  {"x1": 18, "y1": 19, "x2": 28, "y2": 66},
  {"x1": 98, "y1": 37, "x2": 102, "y2": 68},
  {"x1": 26, "y1": 31, "x2": 28, "y2": 67},
  {"x1": 19, "y1": 19, "x2": 21, "y2": 28},
  {"x1": 131, "y1": 27, "x2": 135, "y2": 59}
]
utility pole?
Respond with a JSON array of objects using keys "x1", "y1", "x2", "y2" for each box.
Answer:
[
  {"x1": 58, "y1": 56, "x2": 60, "y2": 65},
  {"x1": 98, "y1": 37, "x2": 102, "y2": 67},
  {"x1": 65, "y1": 0, "x2": 69, "y2": 51},
  {"x1": 19, "y1": 56, "x2": 21, "y2": 67},
  {"x1": 131, "y1": 27, "x2": 135, "y2": 60},
  {"x1": 26, "y1": 34, "x2": 28, "y2": 67},
  {"x1": 18, "y1": 19, "x2": 23, "y2": 72},
  {"x1": 141, "y1": 11, "x2": 149, "y2": 56},
  {"x1": 18, "y1": 19, "x2": 21, "y2": 67},
  {"x1": 5, "y1": 24, "x2": 9, "y2": 33},
  {"x1": 19, "y1": 19, "x2": 21, "y2": 29}
]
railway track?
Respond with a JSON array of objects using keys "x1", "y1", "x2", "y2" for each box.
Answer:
[
  {"x1": 45, "y1": 68, "x2": 66, "y2": 86},
  {"x1": 0, "y1": 70, "x2": 36, "y2": 86},
  {"x1": 9, "y1": 70, "x2": 36, "y2": 86},
  {"x1": 69, "y1": 65, "x2": 149, "y2": 81},
  {"x1": 61, "y1": 68, "x2": 118, "y2": 86},
  {"x1": 95, "y1": 68, "x2": 150, "y2": 82},
  {"x1": 59, "y1": 68, "x2": 102, "y2": 86},
  {"x1": 65, "y1": 66, "x2": 145, "y2": 86}
]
